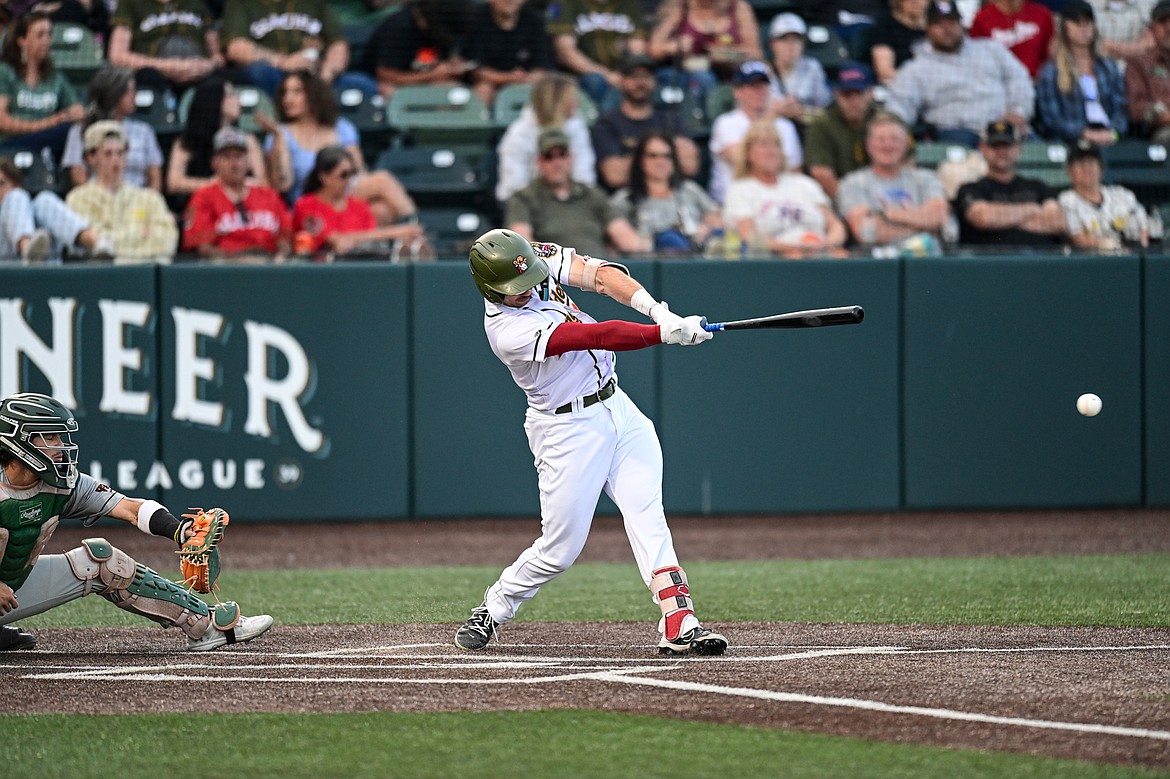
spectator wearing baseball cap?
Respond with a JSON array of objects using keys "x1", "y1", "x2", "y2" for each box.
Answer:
[
  {"x1": 506, "y1": 126, "x2": 649, "y2": 256},
  {"x1": 953, "y1": 120, "x2": 1068, "y2": 247},
  {"x1": 766, "y1": 13, "x2": 833, "y2": 126},
  {"x1": 1058, "y1": 137, "x2": 1150, "y2": 249},
  {"x1": 886, "y1": 1, "x2": 1035, "y2": 147},
  {"x1": 707, "y1": 59, "x2": 803, "y2": 203},
  {"x1": 868, "y1": 0, "x2": 931, "y2": 85},
  {"x1": 970, "y1": 0, "x2": 1056, "y2": 78},
  {"x1": 182, "y1": 125, "x2": 293, "y2": 261},
  {"x1": 591, "y1": 54, "x2": 702, "y2": 190},
  {"x1": 1035, "y1": 1, "x2": 1129, "y2": 145},
  {"x1": 65, "y1": 120, "x2": 177, "y2": 263},
  {"x1": 1124, "y1": 0, "x2": 1170, "y2": 144},
  {"x1": 803, "y1": 61, "x2": 878, "y2": 200}
]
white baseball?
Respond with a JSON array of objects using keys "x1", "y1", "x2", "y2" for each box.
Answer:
[{"x1": 1077, "y1": 393, "x2": 1102, "y2": 417}]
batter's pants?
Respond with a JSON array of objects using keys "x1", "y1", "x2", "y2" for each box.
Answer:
[{"x1": 484, "y1": 387, "x2": 680, "y2": 624}]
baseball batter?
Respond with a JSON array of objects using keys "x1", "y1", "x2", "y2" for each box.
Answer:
[
  {"x1": 0, "y1": 393, "x2": 272, "y2": 651},
  {"x1": 455, "y1": 229, "x2": 728, "y2": 656}
]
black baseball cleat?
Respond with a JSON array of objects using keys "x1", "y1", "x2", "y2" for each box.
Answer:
[
  {"x1": 454, "y1": 603, "x2": 499, "y2": 651},
  {"x1": 0, "y1": 625, "x2": 37, "y2": 651},
  {"x1": 658, "y1": 626, "x2": 728, "y2": 656}
]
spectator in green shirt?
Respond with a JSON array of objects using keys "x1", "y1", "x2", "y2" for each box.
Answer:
[
  {"x1": 0, "y1": 13, "x2": 84, "y2": 158},
  {"x1": 220, "y1": 0, "x2": 378, "y2": 96},
  {"x1": 547, "y1": 0, "x2": 648, "y2": 112},
  {"x1": 107, "y1": 0, "x2": 224, "y2": 94}
]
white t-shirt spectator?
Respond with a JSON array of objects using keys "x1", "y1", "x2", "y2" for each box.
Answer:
[
  {"x1": 723, "y1": 172, "x2": 829, "y2": 244},
  {"x1": 707, "y1": 109, "x2": 802, "y2": 204}
]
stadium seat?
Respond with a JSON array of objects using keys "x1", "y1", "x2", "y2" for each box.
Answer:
[
  {"x1": 178, "y1": 85, "x2": 276, "y2": 136},
  {"x1": 656, "y1": 85, "x2": 709, "y2": 139},
  {"x1": 1015, "y1": 141, "x2": 1070, "y2": 188},
  {"x1": 387, "y1": 86, "x2": 495, "y2": 144},
  {"x1": 11, "y1": 148, "x2": 62, "y2": 195},
  {"x1": 416, "y1": 207, "x2": 491, "y2": 256},
  {"x1": 335, "y1": 86, "x2": 393, "y2": 160},
  {"x1": 51, "y1": 23, "x2": 102, "y2": 91},
  {"x1": 913, "y1": 142, "x2": 970, "y2": 169},
  {"x1": 704, "y1": 83, "x2": 735, "y2": 121},
  {"x1": 1101, "y1": 140, "x2": 1170, "y2": 207},
  {"x1": 131, "y1": 88, "x2": 183, "y2": 145},
  {"x1": 493, "y1": 83, "x2": 533, "y2": 128},
  {"x1": 373, "y1": 143, "x2": 495, "y2": 208},
  {"x1": 803, "y1": 25, "x2": 850, "y2": 81}
]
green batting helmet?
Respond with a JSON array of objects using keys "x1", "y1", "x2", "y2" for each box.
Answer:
[
  {"x1": 0, "y1": 392, "x2": 80, "y2": 489},
  {"x1": 469, "y1": 229, "x2": 550, "y2": 304}
]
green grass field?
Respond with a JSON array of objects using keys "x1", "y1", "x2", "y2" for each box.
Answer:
[{"x1": 7, "y1": 554, "x2": 1170, "y2": 779}]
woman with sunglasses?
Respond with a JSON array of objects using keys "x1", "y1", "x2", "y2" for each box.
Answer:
[
  {"x1": 293, "y1": 145, "x2": 427, "y2": 257},
  {"x1": 609, "y1": 131, "x2": 721, "y2": 253}
]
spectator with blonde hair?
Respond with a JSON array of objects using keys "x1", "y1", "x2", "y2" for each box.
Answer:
[
  {"x1": 1035, "y1": 1, "x2": 1128, "y2": 145},
  {"x1": 723, "y1": 120, "x2": 845, "y2": 256},
  {"x1": 495, "y1": 72, "x2": 596, "y2": 202}
]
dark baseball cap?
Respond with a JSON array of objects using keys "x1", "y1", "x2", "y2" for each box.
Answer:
[
  {"x1": 1068, "y1": 138, "x2": 1102, "y2": 163},
  {"x1": 733, "y1": 60, "x2": 772, "y2": 86},
  {"x1": 620, "y1": 54, "x2": 657, "y2": 74},
  {"x1": 983, "y1": 120, "x2": 1020, "y2": 145},
  {"x1": 834, "y1": 61, "x2": 874, "y2": 91},
  {"x1": 1153, "y1": 0, "x2": 1170, "y2": 22},
  {"x1": 538, "y1": 127, "x2": 571, "y2": 154},
  {"x1": 1060, "y1": 0, "x2": 1095, "y2": 21},
  {"x1": 926, "y1": 0, "x2": 962, "y2": 24}
]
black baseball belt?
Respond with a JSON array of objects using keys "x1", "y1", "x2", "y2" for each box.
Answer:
[{"x1": 554, "y1": 378, "x2": 616, "y2": 415}]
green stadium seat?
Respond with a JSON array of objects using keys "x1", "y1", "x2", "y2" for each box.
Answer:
[
  {"x1": 51, "y1": 23, "x2": 102, "y2": 91},
  {"x1": 656, "y1": 85, "x2": 709, "y2": 139},
  {"x1": 416, "y1": 207, "x2": 491, "y2": 256},
  {"x1": 913, "y1": 141, "x2": 971, "y2": 169},
  {"x1": 131, "y1": 88, "x2": 182, "y2": 144},
  {"x1": 1101, "y1": 140, "x2": 1170, "y2": 208},
  {"x1": 704, "y1": 83, "x2": 735, "y2": 121},
  {"x1": 493, "y1": 83, "x2": 533, "y2": 128},
  {"x1": 178, "y1": 85, "x2": 276, "y2": 137},
  {"x1": 387, "y1": 86, "x2": 495, "y2": 144},
  {"x1": 1015, "y1": 140, "x2": 1070, "y2": 188},
  {"x1": 374, "y1": 143, "x2": 495, "y2": 207},
  {"x1": 804, "y1": 24, "x2": 851, "y2": 80}
]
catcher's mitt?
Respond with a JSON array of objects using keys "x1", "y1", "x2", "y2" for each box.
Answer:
[{"x1": 178, "y1": 507, "x2": 229, "y2": 593}]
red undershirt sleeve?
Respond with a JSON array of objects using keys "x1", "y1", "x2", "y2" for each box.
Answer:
[{"x1": 546, "y1": 321, "x2": 662, "y2": 357}]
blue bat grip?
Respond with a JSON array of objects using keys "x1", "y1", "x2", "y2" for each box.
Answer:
[{"x1": 702, "y1": 318, "x2": 724, "y2": 332}]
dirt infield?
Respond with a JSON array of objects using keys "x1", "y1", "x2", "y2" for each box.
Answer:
[{"x1": 4, "y1": 510, "x2": 1170, "y2": 768}]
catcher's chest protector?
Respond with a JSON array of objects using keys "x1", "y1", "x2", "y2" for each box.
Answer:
[{"x1": 0, "y1": 489, "x2": 70, "y2": 590}]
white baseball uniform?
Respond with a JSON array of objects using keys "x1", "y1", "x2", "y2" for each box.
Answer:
[{"x1": 480, "y1": 243, "x2": 681, "y2": 625}]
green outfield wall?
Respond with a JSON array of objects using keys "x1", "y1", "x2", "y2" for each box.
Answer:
[{"x1": 0, "y1": 253, "x2": 1163, "y2": 520}]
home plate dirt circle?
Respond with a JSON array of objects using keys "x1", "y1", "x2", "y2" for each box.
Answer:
[{"x1": 3, "y1": 621, "x2": 1168, "y2": 768}]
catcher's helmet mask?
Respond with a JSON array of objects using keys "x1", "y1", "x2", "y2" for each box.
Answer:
[
  {"x1": 469, "y1": 228, "x2": 551, "y2": 304},
  {"x1": 0, "y1": 392, "x2": 80, "y2": 489}
]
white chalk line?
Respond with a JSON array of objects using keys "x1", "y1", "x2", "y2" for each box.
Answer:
[{"x1": 9, "y1": 643, "x2": 1170, "y2": 742}]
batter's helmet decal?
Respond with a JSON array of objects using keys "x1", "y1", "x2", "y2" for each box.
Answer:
[{"x1": 514, "y1": 256, "x2": 529, "y2": 273}]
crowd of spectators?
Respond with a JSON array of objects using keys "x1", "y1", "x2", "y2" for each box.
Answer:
[{"x1": 0, "y1": 0, "x2": 1168, "y2": 265}]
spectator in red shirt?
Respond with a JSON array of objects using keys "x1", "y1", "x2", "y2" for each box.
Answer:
[
  {"x1": 292, "y1": 145, "x2": 426, "y2": 257},
  {"x1": 182, "y1": 127, "x2": 291, "y2": 262},
  {"x1": 969, "y1": 0, "x2": 1055, "y2": 77}
]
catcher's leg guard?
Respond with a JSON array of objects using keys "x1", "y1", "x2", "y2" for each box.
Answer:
[
  {"x1": 651, "y1": 565, "x2": 696, "y2": 641},
  {"x1": 65, "y1": 538, "x2": 211, "y2": 639}
]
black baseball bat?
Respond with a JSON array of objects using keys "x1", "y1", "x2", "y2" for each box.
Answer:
[{"x1": 702, "y1": 306, "x2": 865, "y2": 332}]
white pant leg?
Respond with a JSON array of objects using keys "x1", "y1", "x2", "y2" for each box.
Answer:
[
  {"x1": 601, "y1": 389, "x2": 679, "y2": 587},
  {"x1": 0, "y1": 554, "x2": 90, "y2": 625},
  {"x1": 0, "y1": 187, "x2": 36, "y2": 261},
  {"x1": 32, "y1": 190, "x2": 87, "y2": 252},
  {"x1": 484, "y1": 404, "x2": 617, "y2": 624}
]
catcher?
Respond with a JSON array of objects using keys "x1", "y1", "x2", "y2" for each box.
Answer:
[{"x1": 0, "y1": 392, "x2": 272, "y2": 652}]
